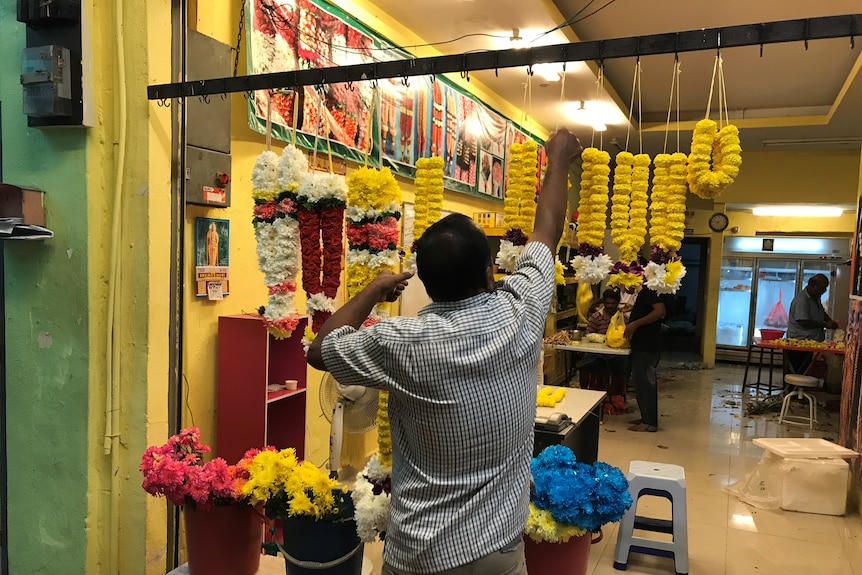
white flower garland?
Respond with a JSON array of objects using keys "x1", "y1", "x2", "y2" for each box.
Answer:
[
  {"x1": 297, "y1": 172, "x2": 348, "y2": 206},
  {"x1": 644, "y1": 261, "x2": 687, "y2": 295},
  {"x1": 253, "y1": 149, "x2": 303, "y2": 339},
  {"x1": 351, "y1": 453, "x2": 392, "y2": 543},
  {"x1": 495, "y1": 241, "x2": 524, "y2": 274},
  {"x1": 305, "y1": 293, "x2": 337, "y2": 314},
  {"x1": 570, "y1": 253, "x2": 614, "y2": 285}
]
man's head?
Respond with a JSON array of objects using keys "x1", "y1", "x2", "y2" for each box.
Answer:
[
  {"x1": 805, "y1": 274, "x2": 830, "y2": 299},
  {"x1": 416, "y1": 214, "x2": 493, "y2": 302},
  {"x1": 601, "y1": 288, "x2": 622, "y2": 316}
]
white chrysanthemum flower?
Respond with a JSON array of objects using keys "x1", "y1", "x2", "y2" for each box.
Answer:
[
  {"x1": 644, "y1": 261, "x2": 686, "y2": 294},
  {"x1": 346, "y1": 249, "x2": 372, "y2": 266},
  {"x1": 369, "y1": 250, "x2": 400, "y2": 269},
  {"x1": 278, "y1": 144, "x2": 308, "y2": 191},
  {"x1": 252, "y1": 151, "x2": 280, "y2": 193},
  {"x1": 306, "y1": 294, "x2": 337, "y2": 313},
  {"x1": 495, "y1": 240, "x2": 523, "y2": 273},
  {"x1": 570, "y1": 253, "x2": 613, "y2": 285}
]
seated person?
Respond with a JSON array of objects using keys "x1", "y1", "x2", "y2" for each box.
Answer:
[
  {"x1": 579, "y1": 289, "x2": 628, "y2": 393},
  {"x1": 785, "y1": 274, "x2": 839, "y2": 374}
]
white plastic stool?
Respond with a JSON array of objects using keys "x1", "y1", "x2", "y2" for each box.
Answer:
[
  {"x1": 779, "y1": 374, "x2": 821, "y2": 429},
  {"x1": 614, "y1": 461, "x2": 688, "y2": 575}
]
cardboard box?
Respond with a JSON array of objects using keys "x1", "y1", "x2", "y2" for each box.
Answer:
[{"x1": 0, "y1": 183, "x2": 45, "y2": 226}]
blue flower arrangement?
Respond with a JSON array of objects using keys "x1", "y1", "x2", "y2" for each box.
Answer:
[{"x1": 526, "y1": 445, "x2": 632, "y2": 543}]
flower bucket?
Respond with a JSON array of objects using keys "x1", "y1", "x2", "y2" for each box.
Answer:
[
  {"x1": 279, "y1": 517, "x2": 364, "y2": 575},
  {"x1": 524, "y1": 530, "x2": 601, "y2": 575},
  {"x1": 184, "y1": 504, "x2": 264, "y2": 575}
]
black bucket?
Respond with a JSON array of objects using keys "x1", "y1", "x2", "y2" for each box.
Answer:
[{"x1": 279, "y1": 517, "x2": 364, "y2": 575}]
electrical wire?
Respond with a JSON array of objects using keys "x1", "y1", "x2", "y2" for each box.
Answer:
[{"x1": 255, "y1": 0, "x2": 615, "y2": 66}]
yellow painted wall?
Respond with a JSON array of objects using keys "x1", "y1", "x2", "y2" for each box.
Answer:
[
  {"x1": 723, "y1": 149, "x2": 860, "y2": 204},
  {"x1": 82, "y1": 1, "x2": 173, "y2": 574}
]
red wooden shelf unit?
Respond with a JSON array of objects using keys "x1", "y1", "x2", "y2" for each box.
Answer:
[{"x1": 216, "y1": 314, "x2": 308, "y2": 464}]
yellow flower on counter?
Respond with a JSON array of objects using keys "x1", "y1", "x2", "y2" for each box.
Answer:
[{"x1": 537, "y1": 386, "x2": 567, "y2": 407}]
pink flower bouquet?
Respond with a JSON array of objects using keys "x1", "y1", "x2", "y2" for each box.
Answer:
[{"x1": 139, "y1": 427, "x2": 262, "y2": 510}]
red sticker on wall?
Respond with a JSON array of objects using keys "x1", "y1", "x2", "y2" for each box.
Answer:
[{"x1": 203, "y1": 186, "x2": 226, "y2": 204}]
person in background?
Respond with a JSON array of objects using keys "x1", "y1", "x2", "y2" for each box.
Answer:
[
  {"x1": 624, "y1": 287, "x2": 668, "y2": 432},
  {"x1": 580, "y1": 289, "x2": 628, "y2": 396},
  {"x1": 307, "y1": 128, "x2": 583, "y2": 575},
  {"x1": 786, "y1": 274, "x2": 839, "y2": 374}
]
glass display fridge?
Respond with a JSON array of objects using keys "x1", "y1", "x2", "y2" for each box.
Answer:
[{"x1": 716, "y1": 236, "x2": 850, "y2": 361}]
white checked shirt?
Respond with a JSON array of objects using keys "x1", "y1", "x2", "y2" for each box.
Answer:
[{"x1": 321, "y1": 242, "x2": 554, "y2": 573}]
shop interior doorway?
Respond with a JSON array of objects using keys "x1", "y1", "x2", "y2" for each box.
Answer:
[{"x1": 663, "y1": 237, "x2": 708, "y2": 357}]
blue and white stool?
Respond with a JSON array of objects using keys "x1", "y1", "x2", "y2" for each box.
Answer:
[{"x1": 613, "y1": 460, "x2": 688, "y2": 575}]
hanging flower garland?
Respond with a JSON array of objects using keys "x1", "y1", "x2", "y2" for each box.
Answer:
[
  {"x1": 346, "y1": 165, "x2": 401, "y2": 544},
  {"x1": 345, "y1": 166, "x2": 402, "y2": 323},
  {"x1": 687, "y1": 120, "x2": 742, "y2": 199},
  {"x1": 570, "y1": 148, "x2": 612, "y2": 285},
  {"x1": 645, "y1": 153, "x2": 688, "y2": 294},
  {"x1": 297, "y1": 173, "x2": 347, "y2": 348},
  {"x1": 405, "y1": 157, "x2": 444, "y2": 271},
  {"x1": 687, "y1": 57, "x2": 742, "y2": 199},
  {"x1": 252, "y1": 147, "x2": 304, "y2": 339},
  {"x1": 496, "y1": 140, "x2": 538, "y2": 272},
  {"x1": 607, "y1": 152, "x2": 649, "y2": 292}
]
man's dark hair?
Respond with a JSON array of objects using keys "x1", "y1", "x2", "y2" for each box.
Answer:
[
  {"x1": 808, "y1": 274, "x2": 829, "y2": 288},
  {"x1": 416, "y1": 214, "x2": 491, "y2": 302},
  {"x1": 602, "y1": 288, "x2": 621, "y2": 303}
]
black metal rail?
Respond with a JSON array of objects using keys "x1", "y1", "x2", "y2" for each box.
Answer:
[{"x1": 147, "y1": 14, "x2": 861, "y2": 101}]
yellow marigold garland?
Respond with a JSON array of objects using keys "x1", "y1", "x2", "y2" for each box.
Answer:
[
  {"x1": 406, "y1": 157, "x2": 445, "y2": 270},
  {"x1": 607, "y1": 152, "x2": 650, "y2": 292},
  {"x1": 376, "y1": 390, "x2": 392, "y2": 467},
  {"x1": 645, "y1": 153, "x2": 688, "y2": 294},
  {"x1": 571, "y1": 148, "x2": 613, "y2": 285},
  {"x1": 496, "y1": 141, "x2": 539, "y2": 271},
  {"x1": 687, "y1": 119, "x2": 742, "y2": 199}
]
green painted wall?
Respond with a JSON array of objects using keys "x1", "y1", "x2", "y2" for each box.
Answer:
[{"x1": 0, "y1": 1, "x2": 89, "y2": 573}]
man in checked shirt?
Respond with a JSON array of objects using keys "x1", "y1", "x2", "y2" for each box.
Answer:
[{"x1": 309, "y1": 128, "x2": 583, "y2": 575}]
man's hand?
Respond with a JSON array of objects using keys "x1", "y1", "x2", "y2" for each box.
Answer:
[
  {"x1": 826, "y1": 319, "x2": 840, "y2": 330},
  {"x1": 544, "y1": 128, "x2": 583, "y2": 164},
  {"x1": 369, "y1": 270, "x2": 413, "y2": 303},
  {"x1": 624, "y1": 322, "x2": 639, "y2": 340}
]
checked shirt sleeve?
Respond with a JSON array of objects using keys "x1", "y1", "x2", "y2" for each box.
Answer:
[{"x1": 320, "y1": 325, "x2": 395, "y2": 389}]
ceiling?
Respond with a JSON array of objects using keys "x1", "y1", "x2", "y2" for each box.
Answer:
[{"x1": 363, "y1": 0, "x2": 862, "y2": 155}]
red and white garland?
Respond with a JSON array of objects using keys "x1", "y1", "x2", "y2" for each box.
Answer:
[
  {"x1": 297, "y1": 172, "x2": 347, "y2": 349},
  {"x1": 252, "y1": 147, "x2": 304, "y2": 339}
]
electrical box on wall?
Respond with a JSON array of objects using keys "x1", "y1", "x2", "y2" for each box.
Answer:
[
  {"x1": 17, "y1": 0, "x2": 84, "y2": 127},
  {"x1": 21, "y1": 45, "x2": 73, "y2": 118},
  {"x1": 185, "y1": 30, "x2": 232, "y2": 207},
  {"x1": 17, "y1": 0, "x2": 80, "y2": 25}
]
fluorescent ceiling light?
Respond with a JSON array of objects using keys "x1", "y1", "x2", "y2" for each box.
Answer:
[
  {"x1": 533, "y1": 63, "x2": 563, "y2": 82},
  {"x1": 752, "y1": 206, "x2": 844, "y2": 217},
  {"x1": 563, "y1": 100, "x2": 626, "y2": 130}
]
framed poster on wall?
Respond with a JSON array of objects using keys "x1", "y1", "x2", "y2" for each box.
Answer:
[{"x1": 194, "y1": 217, "x2": 230, "y2": 299}]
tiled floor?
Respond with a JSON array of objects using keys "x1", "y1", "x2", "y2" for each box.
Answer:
[{"x1": 359, "y1": 361, "x2": 862, "y2": 575}]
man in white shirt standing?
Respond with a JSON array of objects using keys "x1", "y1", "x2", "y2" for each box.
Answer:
[{"x1": 308, "y1": 128, "x2": 583, "y2": 575}]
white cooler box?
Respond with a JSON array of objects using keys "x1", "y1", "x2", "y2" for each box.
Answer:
[{"x1": 752, "y1": 438, "x2": 858, "y2": 516}]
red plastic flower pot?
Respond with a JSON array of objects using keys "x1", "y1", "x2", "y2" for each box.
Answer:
[{"x1": 184, "y1": 504, "x2": 265, "y2": 575}]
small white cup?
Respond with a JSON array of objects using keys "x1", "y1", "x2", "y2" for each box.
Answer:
[{"x1": 284, "y1": 379, "x2": 298, "y2": 391}]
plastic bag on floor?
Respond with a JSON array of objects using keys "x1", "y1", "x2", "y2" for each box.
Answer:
[{"x1": 723, "y1": 452, "x2": 783, "y2": 510}]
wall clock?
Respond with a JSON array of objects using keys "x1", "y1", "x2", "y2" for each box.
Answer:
[{"x1": 709, "y1": 212, "x2": 729, "y2": 232}]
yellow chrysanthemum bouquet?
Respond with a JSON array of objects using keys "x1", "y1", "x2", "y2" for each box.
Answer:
[{"x1": 241, "y1": 447, "x2": 353, "y2": 522}]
